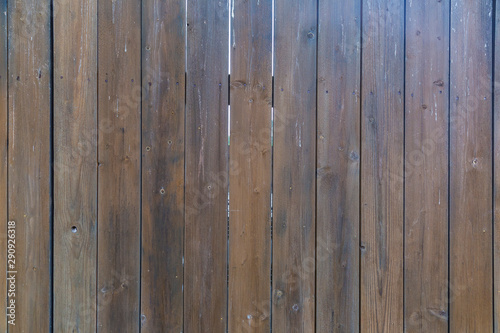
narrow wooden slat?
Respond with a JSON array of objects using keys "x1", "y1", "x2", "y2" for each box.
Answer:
[
  {"x1": 140, "y1": 0, "x2": 185, "y2": 331},
  {"x1": 0, "y1": 1, "x2": 6, "y2": 331},
  {"x1": 404, "y1": 0, "x2": 449, "y2": 331},
  {"x1": 360, "y1": 0, "x2": 404, "y2": 331},
  {"x1": 450, "y1": 1, "x2": 493, "y2": 331},
  {"x1": 7, "y1": 0, "x2": 51, "y2": 331},
  {"x1": 316, "y1": 0, "x2": 361, "y2": 331},
  {"x1": 97, "y1": 0, "x2": 141, "y2": 331},
  {"x1": 272, "y1": 0, "x2": 317, "y2": 331},
  {"x1": 495, "y1": 2, "x2": 500, "y2": 331},
  {"x1": 228, "y1": 0, "x2": 272, "y2": 331},
  {"x1": 184, "y1": 0, "x2": 229, "y2": 331},
  {"x1": 53, "y1": 0, "x2": 97, "y2": 330}
]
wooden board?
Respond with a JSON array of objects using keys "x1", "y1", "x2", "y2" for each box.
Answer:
[
  {"x1": 228, "y1": 0, "x2": 272, "y2": 331},
  {"x1": 360, "y1": 0, "x2": 405, "y2": 331},
  {"x1": 316, "y1": 0, "x2": 361, "y2": 331},
  {"x1": 97, "y1": 0, "x2": 141, "y2": 331},
  {"x1": 53, "y1": 0, "x2": 97, "y2": 331},
  {"x1": 450, "y1": 1, "x2": 493, "y2": 331},
  {"x1": 0, "y1": 2, "x2": 7, "y2": 331},
  {"x1": 495, "y1": 2, "x2": 500, "y2": 331},
  {"x1": 7, "y1": 0, "x2": 51, "y2": 331},
  {"x1": 140, "y1": 0, "x2": 185, "y2": 331},
  {"x1": 404, "y1": 0, "x2": 449, "y2": 331},
  {"x1": 272, "y1": 0, "x2": 317, "y2": 331},
  {"x1": 184, "y1": 0, "x2": 229, "y2": 331}
]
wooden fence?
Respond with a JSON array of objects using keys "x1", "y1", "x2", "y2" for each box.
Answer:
[{"x1": 1, "y1": 0, "x2": 500, "y2": 331}]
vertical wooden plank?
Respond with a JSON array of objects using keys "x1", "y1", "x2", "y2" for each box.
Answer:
[
  {"x1": 272, "y1": 0, "x2": 317, "y2": 331},
  {"x1": 141, "y1": 0, "x2": 185, "y2": 331},
  {"x1": 97, "y1": 0, "x2": 141, "y2": 331},
  {"x1": 228, "y1": 0, "x2": 272, "y2": 331},
  {"x1": 184, "y1": 0, "x2": 229, "y2": 331},
  {"x1": 404, "y1": 0, "x2": 449, "y2": 331},
  {"x1": 7, "y1": 0, "x2": 51, "y2": 331},
  {"x1": 495, "y1": 1, "x2": 500, "y2": 331},
  {"x1": 53, "y1": 0, "x2": 97, "y2": 330},
  {"x1": 0, "y1": 1, "x2": 6, "y2": 331},
  {"x1": 360, "y1": 0, "x2": 404, "y2": 331},
  {"x1": 316, "y1": 0, "x2": 361, "y2": 331},
  {"x1": 450, "y1": 0, "x2": 493, "y2": 331}
]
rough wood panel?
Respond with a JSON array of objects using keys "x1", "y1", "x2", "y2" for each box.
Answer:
[
  {"x1": 0, "y1": 2, "x2": 7, "y2": 331},
  {"x1": 7, "y1": 0, "x2": 51, "y2": 331},
  {"x1": 316, "y1": 0, "x2": 361, "y2": 331},
  {"x1": 53, "y1": 0, "x2": 97, "y2": 330},
  {"x1": 495, "y1": 2, "x2": 500, "y2": 331},
  {"x1": 184, "y1": 0, "x2": 229, "y2": 331},
  {"x1": 228, "y1": 0, "x2": 272, "y2": 331},
  {"x1": 272, "y1": 0, "x2": 317, "y2": 331},
  {"x1": 141, "y1": 0, "x2": 185, "y2": 331},
  {"x1": 450, "y1": 1, "x2": 493, "y2": 331},
  {"x1": 97, "y1": 0, "x2": 141, "y2": 331},
  {"x1": 360, "y1": 0, "x2": 404, "y2": 331},
  {"x1": 404, "y1": 0, "x2": 449, "y2": 331}
]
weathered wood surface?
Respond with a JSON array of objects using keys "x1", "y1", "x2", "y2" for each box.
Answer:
[
  {"x1": 404, "y1": 0, "x2": 449, "y2": 331},
  {"x1": 228, "y1": 0, "x2": 272, "y2": 331},
  {"x1": 316, "y1": 0, "x2": 361, "y2": 331},
  {"x1": 97, "y1": 0, "x2": 142, "y2": 331}
]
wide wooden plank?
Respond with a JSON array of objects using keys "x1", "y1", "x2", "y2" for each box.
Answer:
[
  {"x1": 228, "y1": 0, "x2": 272, "y2": 331},
  {"x1": 0, "y1": 1, "x2": 6, "y2": 331},
  {"x1": 97, "y1": 0, "x2": 141, "y2": 331},
  {"x1": 7, "y1": 0, "x2": 51, "y2": 331},
  {"x1": 272, "y1": 0, "x2": 317, "y2": 331},
  {"x1": 316, "y1": 0, "x2": 361, "y2": 331},
  {"x1": 450, "y1": 0, "x2": 493, "y2": 331},
  {"x1": 53, "y1": 0, "x2": 97, "y2": 331},
  {"x1": 360, "y1": 0, "x2": 405, "y2": 331},
  {"x1": 140, "y1": 0, "x2": 185, "y2": 331},
  {"x1": 404, "y1": 0, "x2": 449, "y2": 331},
  {"x1": 184, "y1": 0, "x2": 229, "y2": 331}
]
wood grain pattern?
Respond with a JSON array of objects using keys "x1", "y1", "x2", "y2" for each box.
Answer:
[
  {"x1": 7, "y1": 0, "x2": 51, "y2": 331},
  {"x1": 316, "y1": 0, "x2": 361, "y2": 331},
  {"x1": 53, "y1": 0, "x2": 97, "y2": 330},
  {"x1": 228, "y1": 0, "x2": 272, "y2": 331},
  {"x1": 404, "y1": 0, "x2": 449, "y2": 331},
  {"x1": 184, "y1": 0, "x2": 229, "y2": 331},
  {"x1": 360, "y1": 0, "x2": 405, "y2": 331},
  {"x1": 272, "y1": 0, "x2": 317, "y2": 331},
  {"x1": 97, "y1": 0, "x2": 141, "y2": 331},
  {"x1": 140, "y1": 0, "x2": 185, "y2": 331},
  {"x1": 0, "y1": 2, "x2": 7, "y2": 331},
  {"x1": 450, "y1": 1, "x2": 493, "y2": 331},
  {"x1": 495, "y1": 2, "x2": 500, "y2": 331}
]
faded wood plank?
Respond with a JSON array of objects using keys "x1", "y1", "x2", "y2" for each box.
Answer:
[
  {"x1": 404, "y1": 0, "x2": 449, "y2": 331},
  {"x1": 316, "y1": 0, "x2": 361, "y2": 331},
  {"x1": 0, "y1": 2, "x2": 6, "y2": 331},
  {"x1": 140, "y1": 0, "x2": 185, "y2": 331},
  {"x1": 228, "y1": 0, "x2": 272, "y2": 331},
  {"x1": 495, "y1": 2, "x2": 500, "y2": 331},
  {"x1": 360, "y1": 0, "x2": 405, "y2": 331},
  {"x1": 184, "y1": 0, "x2": 229, "y2": 331},
  {"x1": 53, "y1": 0, "x2": 97, "y2": 331},
  {"x1": 450, "y1": 1, "x2": 493, "y2": 331},
  {"x1": 7, "y1": 0, "x2": 51, "y2": 331},
  {"x1": 272, "y1": 0, "x2": 317, "y2": 331},
  {"x1": 97, "y1": 0, "x2": 141, "y2": 331}
]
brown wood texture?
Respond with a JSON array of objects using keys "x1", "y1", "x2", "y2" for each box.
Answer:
[
  {"x1": 404, "y1": 0, "x2": 449, "y2": 331},
  {"x1": 97, "y1": 0, "x2": 141, "y2": 331},
  {"x1": 140, "y1": 0, "x2": 185, "y2": 331},
  {"x1": 272, "y1": 0, "x2": 317, "y2": 331},
  {"x1": 316, "y1": 0, "x2": 361, "y2": 331},
  {"x1": 7, "y1": 0, "x2": 52, "y2": 331},
  {"x1": 228, "y1": 0, "x2": 272, "y2": 331},
  {"x1": 53, "y1": 0, "x2": 97, "y2": 331},
  {"x1": 0, "y1": 1, "x2": 6, "y2": 331},
  {"x1": 495, "y1": 1, "x2": 500, "y2": 331},
  {"x1": 450, "y1": 0, "x2": 494, "y2": 331},
  {"x1": 360, "y1": 0, "x2": 405, "y2": 331},
  {"x1": 184, "y1": 0, "x2": 229, "y2": 331}
]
